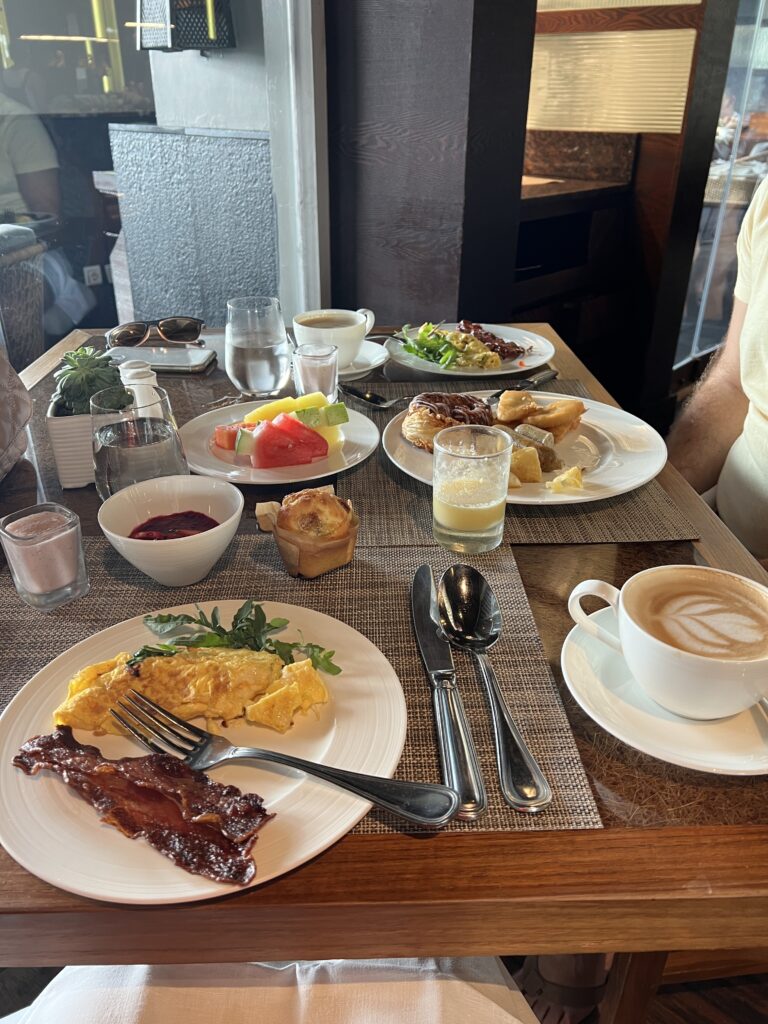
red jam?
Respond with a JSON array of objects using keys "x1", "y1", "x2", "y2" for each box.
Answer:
[{"x1": 129, "y1": 510, "x2": 219, "y2": 540}]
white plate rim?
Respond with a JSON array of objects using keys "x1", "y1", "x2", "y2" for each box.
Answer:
[
  {"x1": 381, "y1": 390, "x2": 667, "y2": 505},
  {"x1": 560, "y1": 606, "x2": 768, "y2": 776},
  {"x1": 0, "y1": 600, "x2": 407, "y2": 904},
  {"x1": 384, "y1": 323, "x2": 555, "y2": 376},
  {"x1": 179, "y1": 402, "x2": 380, "y2": 484},
  {"x1": 338, "y1": 339, "x2": 389, "y2": 380}
]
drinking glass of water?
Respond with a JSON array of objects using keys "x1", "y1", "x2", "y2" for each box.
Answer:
[
  {"x1": 225, "y1": 296, "x2": 292, "y2": 398},
  {"x1": 293, "y1": 343, "x2": 338, "y2": 402},
  {"x1": 91, "y1": 386, "x2": 189, "y2": 501}
]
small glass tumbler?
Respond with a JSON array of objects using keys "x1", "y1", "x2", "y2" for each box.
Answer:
[
  {"x1": 91, "y1": 385, "x2": 189, "y2": 501},
  {"x1": 293, "y1": 343, "x2": 339, "y2": 402},
  {"x1": 0, "y1": 503, "x2": 89, "y2": 611},
  {"x1": 432, "y1": 425, "x2": 512, "y2": 553}
]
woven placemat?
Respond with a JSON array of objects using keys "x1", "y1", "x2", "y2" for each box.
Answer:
[
  {"x1": 339, "y1": 380, "x2": 699, "y2": 546},
  {"x1": 0, "y1": 536, "x2": 602, "y2": 834}
]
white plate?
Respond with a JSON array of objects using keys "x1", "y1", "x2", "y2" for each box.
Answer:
[
  {"x1": 179, "y1": 402, "x2": 380, "y2": 485},
  {"x1": 382, "y1": 391, "x2": 667, "y2": 505},
  {"x1": 384, "y1": 324, "x2": 555, "y2": 376},
  {"x1": 561, "y1": 606, "x2": 768, "y2": 775},
  {"x1": 338, "y1": 339, "x2": 389, "y2": 381},
  {"x1": 0, "y1": 601, "x2": 406, "y2": 904}
]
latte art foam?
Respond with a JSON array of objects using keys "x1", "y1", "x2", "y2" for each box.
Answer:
[{"x1": 625, "y1": 568, "x2": 768, "y2": 661}]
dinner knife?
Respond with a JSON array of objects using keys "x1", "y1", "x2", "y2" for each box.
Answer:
[
  {"x1": 506, "y1": 369, "x2": 558, "y2": 391},
  {"x1": 411, "y1": 564, "x2": 487, "y2": 821}
]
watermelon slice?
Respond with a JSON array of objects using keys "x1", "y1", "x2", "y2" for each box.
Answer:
[
  {"x1": 250, "y1": 420, "x2": 317, "y2": 468},
  {"x1": 272, "y1": 413, "x2": 329, "y2": 459},
  {"x1": 214, "y1": 422, "x2": 248, "y2": 450}
]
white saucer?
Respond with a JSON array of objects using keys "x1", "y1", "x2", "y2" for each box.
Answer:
[
  {"x1": 338, "y1": 339, "x2": 389, "y2": 381},
  {"x1": 560, "y1": 606, "x2": 768, "y2": 775}
]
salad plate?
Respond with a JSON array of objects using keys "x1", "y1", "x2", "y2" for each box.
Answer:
[
  {"x1": 179, "y1": 401, "x2": 380, "y2": 485},
  {"x1": 0, "y1": 601, "x2": 407, "y2": 903},
  {"x1": 382, "y1": 391, "x2": 667, "y2": 505},
  {"x1": 384, "y1": 323, "x2": 555, "y2": 377}
]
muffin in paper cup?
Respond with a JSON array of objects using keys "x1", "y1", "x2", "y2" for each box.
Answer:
[{"x1": 256, "y1": 487, "x2": 358, "y2": 578}]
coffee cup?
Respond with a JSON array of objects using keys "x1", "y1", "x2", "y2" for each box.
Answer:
[
  {"x1": 293, "y1": 308, "x2": 374, "y2": 368},
  {"x1": 568, "y1": 564, "x2": 768, "y2": 720}
]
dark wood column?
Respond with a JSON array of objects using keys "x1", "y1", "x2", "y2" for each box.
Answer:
[{"x1": 324, "y1": 0, "x2": 536, "y2": 325}]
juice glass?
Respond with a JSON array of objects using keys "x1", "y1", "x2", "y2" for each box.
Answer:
[{"x1": 432, "y1": 425, "x2": 512, "y2": 553}]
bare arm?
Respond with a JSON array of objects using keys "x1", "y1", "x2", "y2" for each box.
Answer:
[
  {"x1": 17, "y1": 168, "x2": 60, "y2": 218},
  {"x1": 667, "y1": 298, "x2": 748, "y2": 492}
]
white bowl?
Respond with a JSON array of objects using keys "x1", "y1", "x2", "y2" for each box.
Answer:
[{"x1": 97, "y1": 476, "x2": 244, "y2": 586}]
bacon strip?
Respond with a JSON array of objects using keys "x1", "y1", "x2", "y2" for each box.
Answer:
[
  {"x1": 14, "y1": 727, "x2": 273, "y2": 886},
  {"x1": 457, "y1": 319, "x2": 527, "y2": 359}
]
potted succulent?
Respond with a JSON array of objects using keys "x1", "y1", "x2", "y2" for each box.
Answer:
[{"x1": 46, "y1": 346, "x2": 123, "y2": 488}]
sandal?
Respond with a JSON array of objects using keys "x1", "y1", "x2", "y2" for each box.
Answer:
[{"x1": 512, "y1": 956, "x2": 608, "y2": 1024}]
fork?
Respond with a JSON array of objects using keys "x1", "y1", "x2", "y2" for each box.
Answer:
[
  {"x1": 111, "y1": 690, "x2": 459, "y2": 830},
  {"x1": 339, "y1": 369, "x2": 559, "y2": 411}
]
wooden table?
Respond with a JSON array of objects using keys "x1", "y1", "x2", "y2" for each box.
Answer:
[{"x1": 4, "y1": 325, "x2": 768, "y2": 1024}]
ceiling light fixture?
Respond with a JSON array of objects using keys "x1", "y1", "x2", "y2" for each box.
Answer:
[{"x1": 20, "y1": 34, "x2": 109, "y2": 43}]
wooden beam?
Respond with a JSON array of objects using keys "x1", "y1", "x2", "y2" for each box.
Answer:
[{"x1": 536, "y1": 6, "x2": 702, "y2": 34}]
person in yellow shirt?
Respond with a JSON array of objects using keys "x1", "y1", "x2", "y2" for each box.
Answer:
[
  {"x1": 668, "y1": 174, "x2": 768, "y2": 558},
  {"x1": 0, "y1": 91, "x2": 59, "y2": 218}
]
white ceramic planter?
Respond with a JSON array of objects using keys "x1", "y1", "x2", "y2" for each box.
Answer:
[{"x1": 46, "y1": 402, "x2": 95, "y2": 488}]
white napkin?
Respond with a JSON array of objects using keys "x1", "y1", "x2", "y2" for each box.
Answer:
[{"x1": 10, "y1": 959, "x2": 537, "y2": 1024}]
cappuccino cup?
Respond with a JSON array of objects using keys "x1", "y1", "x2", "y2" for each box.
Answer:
[
  {"x1": 293, "y1": 308, "x2": 375, "y2": 368},
  {"x1": 568, "y1": 564, "x2": 768, "y2": 720}
]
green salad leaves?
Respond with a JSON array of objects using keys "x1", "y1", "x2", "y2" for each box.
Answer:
[
  {"x1": 395, "y1": 322, "x2": 460, "y2": 368},
  {"x1": 127, "y1": 599, "x2": 342, "y2": 675}
]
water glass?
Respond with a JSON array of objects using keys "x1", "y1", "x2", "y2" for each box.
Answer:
[
  {"x1": 432, "y1": 425, "x2": 512, "y2": 553},
  {"x1": 293, "y1": 343, "x2": 338, "y2": 402},
  {"x1": 225, "y1": 296, "x2": 292, "y2": 398},
  {"x1": 91, "y1": 385, "x2": 189, "y2": 501},
  {"x1": 0, "y1": 503, "x2": 89, "y2": 611}
]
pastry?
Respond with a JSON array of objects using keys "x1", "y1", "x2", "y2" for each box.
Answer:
[
  {"x1": 401, "y1": 392, "x2": 494, "y2": 452},
  {"x1": 257, "y1": 487, "x2": 358, "y2": 578},
  {"x1": 277, "y1": 489, "x2": 351, "y2": 540},
  {"x1": 522, "y1": 399, "x2": 585, "y2": 442},
  {"x1": 495, "y1": 390, "x2": 540, "y2": 425}
]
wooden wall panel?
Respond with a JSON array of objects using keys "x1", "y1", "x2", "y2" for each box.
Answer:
[{"x1": 536, "y1": 7, "x2": 700, "y2": 33}]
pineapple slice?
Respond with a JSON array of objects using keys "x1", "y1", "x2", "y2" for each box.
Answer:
[
  {"x1": 293, "y1": 392, "x2": 329, "y2": 411},
  {"x1": 242, "y1": 396, "x2": 298, "y2": 424}
]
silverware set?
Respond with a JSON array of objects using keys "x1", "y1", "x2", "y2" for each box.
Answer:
[
  {"x1": 340, "y1": 369, "x2": 559, "y2": 410},
  {"x1": 412, "y1": 563, "x2": 552, "y2": 819}
]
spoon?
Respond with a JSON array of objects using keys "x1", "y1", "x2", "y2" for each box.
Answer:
[{"x1": 437, "y1": 564, "x2": 553, "y2": 813}]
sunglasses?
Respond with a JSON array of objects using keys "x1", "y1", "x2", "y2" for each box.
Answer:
[{"x1": 106, "y1": 318, "x2": 206, "y2": 348}]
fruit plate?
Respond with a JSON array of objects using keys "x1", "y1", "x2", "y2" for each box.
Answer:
[{"x1": 179, "y1": 402, "x2": 380, "y2": 485}]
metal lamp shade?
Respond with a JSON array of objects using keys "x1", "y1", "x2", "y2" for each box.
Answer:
[{"x1": 136, "y1": 0, "x2": 236, "y2": 51}]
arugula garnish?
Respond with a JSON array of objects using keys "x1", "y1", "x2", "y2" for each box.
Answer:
[{"x1": 129, "y1": 600, "x2": 342, "y2": 675}]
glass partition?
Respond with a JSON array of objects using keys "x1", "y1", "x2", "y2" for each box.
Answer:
[
  {"x1": 0, "y1": 0, "x2": 305, "y2": 372},
  {"x1": 676, "y1": 0, "x2": 768, "y2": 368}
]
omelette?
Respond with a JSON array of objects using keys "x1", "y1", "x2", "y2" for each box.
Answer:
[{"x1": 53, "y1": 647, "x2": 329, "y2": 736}]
